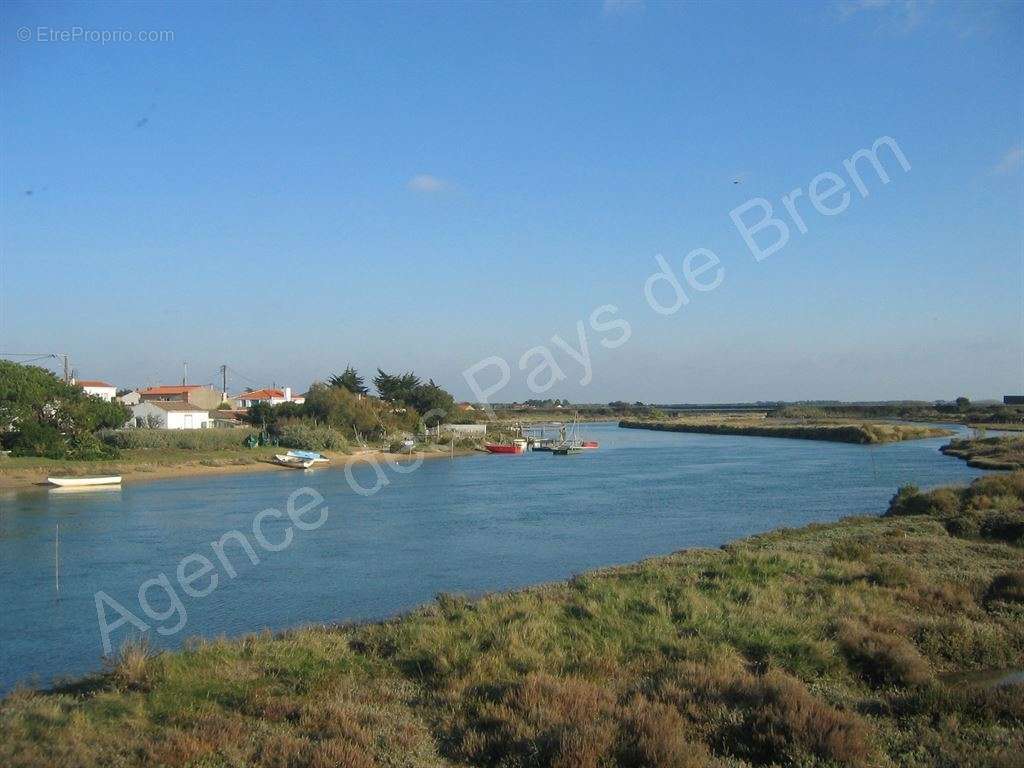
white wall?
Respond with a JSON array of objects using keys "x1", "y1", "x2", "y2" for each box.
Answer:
[
  {"x1": 166, "y1": 410, "x2": 211, "y2": 429},
  {"x1": 128, "y1": 402, "x2": 211, "y2": 429},
  {"x1": 83, "y1": 386, "x2": 117, "y2": 401}
]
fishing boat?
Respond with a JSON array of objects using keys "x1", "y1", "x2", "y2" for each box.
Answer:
[
  {"x1": 47, "y1": 476, "x2": 121, "y2": 487},
  {"x1": 551, "y1": 412, "x2": 585, "y2": 455},
  {"x1": 273, "y1": 454, "x2": 315, "y2": 469},
  {"x1": 286, "y1": 450, "x2": 329, "y2": 463},
  {"x1": 485, "y1": 438, "x2": 527, "y2": 454}
]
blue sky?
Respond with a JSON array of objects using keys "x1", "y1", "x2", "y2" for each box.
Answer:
[{"x1": 1, "y1": 0, "x2": 1021, "y2": 402}]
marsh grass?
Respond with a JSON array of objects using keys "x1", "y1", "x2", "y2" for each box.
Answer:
[
  {"x1": 941, "y1": 436, "x2": 1024, "y2": 470},
  {"x1": 620, "y1": 418, "x2": 951, "y2": 444},
  {"x1": 2, "y1": 474, "x2": 1023, "y2": 767}
]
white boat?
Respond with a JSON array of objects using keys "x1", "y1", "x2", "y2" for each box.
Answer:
[
  {"x1": 286, "y1": 450, "x2": 329, "y2": 463},
  {"x1": 273, "y1": 454, "x2": 315, "y2": 469},
  {"x1": 47, "y1": 476, "x2": 122, "y2": 487}
]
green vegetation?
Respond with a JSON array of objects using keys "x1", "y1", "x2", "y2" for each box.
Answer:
[
  {"x1": 771, "y1": 402, "x2": 1024, "y2": 429},
  {"x1": 3, "y1": 473, "x2": 1022, "y2": 767},
  {"x1": 0, "y1": 446, "x2": 282, "y2": 484},
  {"x1": 941, "y1": 436, "x2": 1024, "y2": 471},
  {"x1": 97, "y1": 428, "x2": 257, "y2": 451},
  {"x1": 0, "y1": 361, "x2": 130, "y2": 460},
  {"x1": 244, "y1": 369, "x2": 464, "y2": 445},
  {"x1": 620, "y1": 417, "x2": 951, "y2": 444},
  {"x1": 329, "y1": 365, "x2": 369, "y2": 396}
]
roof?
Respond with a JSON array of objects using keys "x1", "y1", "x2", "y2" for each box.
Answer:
[
  {"x1": 142, "y1": 401, "x2": 207, "y2": 412},
  {"x1": 235, "y1": 388, "x2": 285, "y2": 400},
  {"x1": 77, "y1": 380, "x2": 114, "y2": 388},
  {"x1": 140, "y1": 385, "x2": 212, "y2": 395}
]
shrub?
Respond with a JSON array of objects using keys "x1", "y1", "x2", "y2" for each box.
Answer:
[
  {"x1": 8, "y1": 421, "x2": 66, "y2": 458},
  {"x1": 275, "y1": 421, "x2": 348, "y2": 452},
  {"x1": 98, "y1": 428, "x2": 256, "y2": 451},
  {"x1": 836, "y1": 619, "x2": 932, "y2": 687},
  {"x1": 985, "y1": 572, "x2": 1024, "y2": 606},
  {"x1": 732, "y1": 670, "x2": 871, "y2": 768}
]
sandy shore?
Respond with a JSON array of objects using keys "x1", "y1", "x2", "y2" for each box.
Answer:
[{"x1": 0, "y1": 448, "x2": 474, "y2": 492}]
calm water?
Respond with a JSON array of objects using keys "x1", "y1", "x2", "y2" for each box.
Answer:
[{"x1": 0, "y1": 422, "x2": 988, "y2": 693}]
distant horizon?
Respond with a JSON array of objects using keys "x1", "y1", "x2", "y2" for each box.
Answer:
[{"x1": 2, "y1": 355, "x2": 1016, "y2": 409}]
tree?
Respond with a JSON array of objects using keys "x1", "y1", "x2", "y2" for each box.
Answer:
[
  {"x1": 329, "y1": 366, "x2": 368, "y2": 396},
  {"x1": 0, "y1": 361, "x2": 129, "y2": 459},
  {"x1": 409, "y1": 379, "x2": 456, "y2": 427},
  {"x1": 955, "y1": 396, "x2": 971, "y2": 412},
  {"x1": 373, "y1": 369, "x2": 420, "y2": 404}
]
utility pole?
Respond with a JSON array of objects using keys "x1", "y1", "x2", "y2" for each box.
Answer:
[
  {"x1": 62, "y1": 355, "x2": 69, "y2": 384},
  {"x1": 220, "y1": 364, "x2": 228, "y2": 400},
  {"x1": 182, "y1": 362, "x2": 188, "y2": 386}
]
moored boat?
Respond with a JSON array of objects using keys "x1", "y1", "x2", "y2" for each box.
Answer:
[
  {"x1": 552, "y1": 443, "x2": 583, "y2": 455},
  {"x1": 47, "y1": 475, "x2": 122, "y2": 487},
  {"x1": 485, "y1": 438, "x2": 527, "y2": 454},
  {"x1": 273, "y1": 454, "x2": 315, "y2": 469},
  {"x1": 581, "y1": 441, "x2": 599, "y2": 449},
  {"x1": 286, "y1": 449, "x2": 329, "y2": 463}
]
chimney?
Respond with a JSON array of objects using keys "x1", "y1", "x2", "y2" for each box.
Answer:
[{"x1": 284, "y1": 387, "x2": 291, "y2": 401}]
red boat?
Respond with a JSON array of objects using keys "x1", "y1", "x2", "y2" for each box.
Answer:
[
  {"x1": 581, "y1": 441, "x2": 599, "y2": 449},
  {"x1": 485, "y1": 439, "x2": 527, "y2": 454}
]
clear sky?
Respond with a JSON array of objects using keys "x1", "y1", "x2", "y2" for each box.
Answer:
[{"x1": 2, "y1": 0, "x2": 1021, "y2": 403}]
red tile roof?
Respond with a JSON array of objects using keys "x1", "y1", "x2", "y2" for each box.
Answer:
[
  {"x1": 76, "y1": 380, "x2": 113, "y2": 388},
  {"x1": 140, "y1": 385, "x2": 210, "y2": 395},
  {"x1": 235, "y1": 388, "x2": 285, "y2": 400}
]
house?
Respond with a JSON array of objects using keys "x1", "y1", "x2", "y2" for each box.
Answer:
[
  {"x1": 232, "y1": 387, "x2": 305, "y2": 409},
  {"x1": 118, "y1": 391, "x2": 142, "y2": 406},
  {"x1": 129, "y1": 401, "x2": 212, "y2": 429},
  {"x1": 74, "y1": 379, "x2": 117, "y2": 402},
  {"x1": 139, "y1": 385, "x2": 224, "y2": 410}
]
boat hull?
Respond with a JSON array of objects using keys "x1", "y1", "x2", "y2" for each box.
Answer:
[
  {"x1": 273, "y1": 455, "x2": 315, "y2": 469},
  {"x1": 47, "y1": 476, "x2": 122, "y2": 487},
  {"x1": 484, "y1": 444, "x2": 525, "y2": 454}
]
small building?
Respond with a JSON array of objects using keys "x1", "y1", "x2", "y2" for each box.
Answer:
[
  {"x1": 129, "y1": 401, "x2": 212, "y2": 429},
  {"x1": 232, "y1": 387, "x2": 305, "y2": 409},
  {"x1": 1004, "y1": 395, "x2": 1024, "y2": 406},
  {"x1": 118, "y1": 391, "x2": 142, "y2": 406},
  {"x1": 74, "y1": 379, "x2": 117, "y2": 401},
  {"x1": 429, "y1": 423, "x2": 487, "y2": 437},
  {"x1": 139, "y1": 385, "x2": 224, "y2": 411}
]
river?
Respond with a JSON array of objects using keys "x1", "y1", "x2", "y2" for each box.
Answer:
[{"x1": 0, "y1": 422, "x2": 988, "y2": 693}]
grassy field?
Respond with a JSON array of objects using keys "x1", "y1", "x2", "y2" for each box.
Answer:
[
  {"x1": 2, "y1": 473, "x2": 1022, "y2": 767},
  {"x1": 941, "y1": 436, "x2": 1024, "y2": 470},
  {"x1": 619, "y1": 417, "x2": 952, "y2": 444},
  {"x1": 0, "y1": 446, "x2": 285, "y2": 486}
]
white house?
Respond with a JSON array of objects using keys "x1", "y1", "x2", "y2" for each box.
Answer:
[
  {"x1": 74, "y1": 379, "x2": 117, "y2": 402},
  {"x1": 232, "y1": 387, "x2": 305, "y2": 409},
  {"x1": 129, "y1": 401, "x2": 212, "y2": 429}
]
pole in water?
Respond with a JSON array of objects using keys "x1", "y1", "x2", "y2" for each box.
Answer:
[{"x1": 55, "y1": 522, "x2": 60, "y2": 592}]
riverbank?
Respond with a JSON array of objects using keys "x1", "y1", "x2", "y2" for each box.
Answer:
[
  {"x1": 620, "y1": 417, "x2": 952, "y2": 444},
  {"x1": 941, "y1": 436, "x2": 1024, "y2": 471},
  {"x1": 0, "y1": 446, "x2": 471, "y2": 491},
  {"x1": 3, "y1": 471, "x2": 1021, "y2": 767}
]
